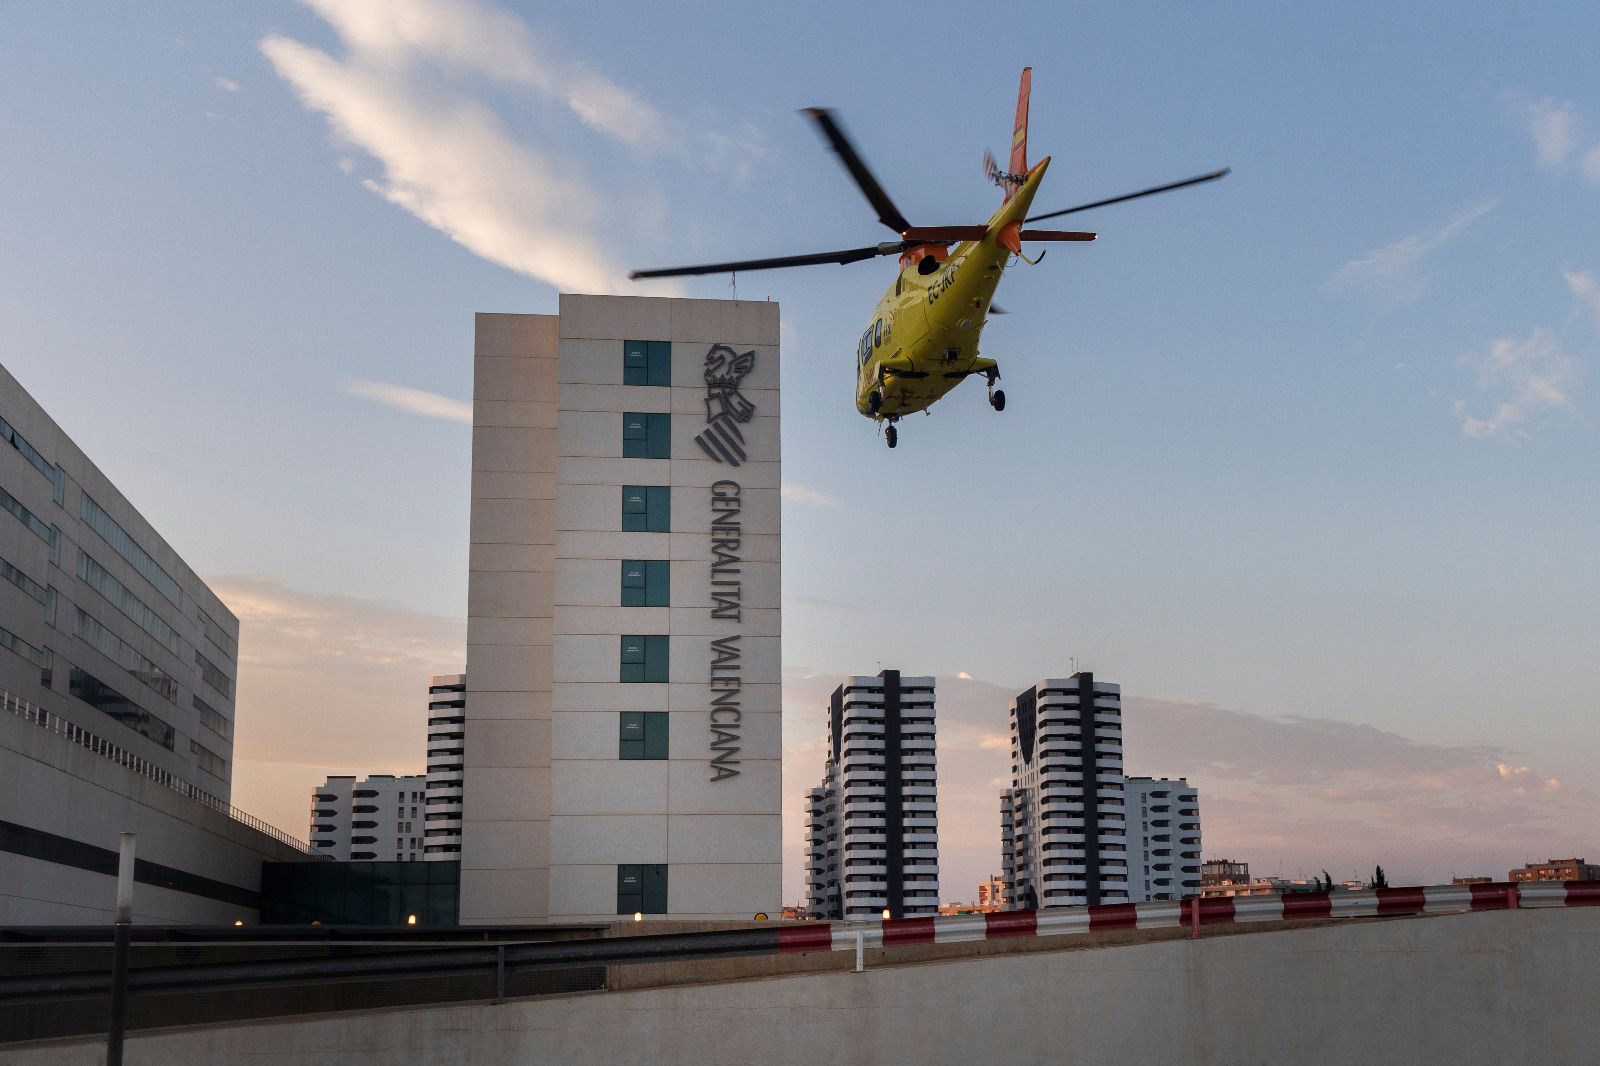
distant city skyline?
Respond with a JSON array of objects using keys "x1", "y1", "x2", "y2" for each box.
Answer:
[{"x1": 2, "y1": 1, "x2": 1596, "y2": 908}]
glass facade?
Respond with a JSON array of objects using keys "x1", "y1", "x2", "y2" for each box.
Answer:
[
  {"x1": 72, "y1": 607, "x2": 179, "y2": 702},
  {"x1": 621, "y1": 486, "x2": 670, "y2": 532},
  {"x1": 79, "y1": 492, "x2": 183, "y2": 606},
  {"x1": 189, "y1": 737, "x2": 228, "y2": 780},
  {"x1": 76, "y1": 550, "x2": 180, "y2": 652},
  {"x1": 0, "y1": 622, "x2": 47, "y2": 668},
  {"x1": 194, "y1": 693, "x2": 231, "y2": 739},
  {"x1": 68, "y1": 666, "x2": 175, "y2": 750},
  {"x1": 259, "y1": 860, "x2": 461, "y2": 925}
]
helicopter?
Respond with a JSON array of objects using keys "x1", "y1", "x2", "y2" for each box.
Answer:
[{"x1": 631, "y1": 69, "x2": 1228, "y2": 449}]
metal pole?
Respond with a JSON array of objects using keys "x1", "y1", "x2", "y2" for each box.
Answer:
[
  {"x1": 107, "y1": 832, "x2": 135, "y2": 1066},
  {"x1": 854, "y1": 930, "x2": 865, "y2": 973},
  {"x1": 1190, "y1": 895, "x2": 1201, "y2": 939},
  {"x1": 495, "y1": 944, "x2": 506, "y2": 1004}
]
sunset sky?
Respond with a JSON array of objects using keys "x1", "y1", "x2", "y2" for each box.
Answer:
[{"x1": 3, "y1": 1, "x2": 1597, "y2": 901}]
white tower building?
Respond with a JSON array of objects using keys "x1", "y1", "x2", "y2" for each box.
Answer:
[
  {"x1": 423, "y1": 673, "x2": 466, "y2": 860},
  {"x1": 310, "y1": 773, "x2": 427, "y2": 862},
  {"x1": 805, "y1": 671, "x2": 939, "y2": 920},
  {"x1": 461, "y1": 296, "x2": 782, "y2": 922},
  {"x1": 1001, "y1": 672, "x2": 1129, "y2": 909},
  {"x1": 1125, "y1": 776, "x2": 1202, "y2": 902}
]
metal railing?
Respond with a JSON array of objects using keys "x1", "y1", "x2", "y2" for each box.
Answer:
[{"x1": 2, "y1": 690, "x2": 314, "y2": 855}]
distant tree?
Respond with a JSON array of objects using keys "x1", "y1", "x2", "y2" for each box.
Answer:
[{"x1": 1372, "y1": 865, "x2": 1389, "y2": 890}]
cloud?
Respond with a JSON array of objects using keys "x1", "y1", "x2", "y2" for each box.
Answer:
[
  {"x1": 781, "y1": 482, "x2": 840, "y2": 509},
  {"x1": 215, "y1": 575, "x2": 465, "y2": 839},
  {"x1": 1565, "y1": 268, "x2": 1600, "y2": 326},
  {"x1": 1503, "y1": 94, "x2": 1582, "y2": 169},
  {"x1": 260, "y1": 0, "x2": 693, "y2": 294},
  {"x1": 1584, "y1": 146, "x2": 1600, "y2": 188},
  {"x1": 780, "y1": 670, "x2": 1591, "y2": 903},
  {"x1": 1453, "y1": 328, "x2": 1577, "y2": 440},
  {"x1": 342, "y1": 378, "x2": 472, "y2": 423},
  {"x1": 1324, "y1": 200, "x2": 1497, "y2": 307},
  {"x1": 214, "y1": 76, "x2": 241, "y2": 93}
]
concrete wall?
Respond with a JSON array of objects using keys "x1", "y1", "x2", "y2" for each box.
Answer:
[
  {"x1": 0, "y1": 710, "x2": 307, "y2": 924},
  {"x1": 14, "y1": 908, "x2": 1600, "y2": 1064}
]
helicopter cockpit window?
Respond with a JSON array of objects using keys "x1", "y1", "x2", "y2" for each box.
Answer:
[{"x1": 873, "y1": 320, "x2": 882, "y2": 348}]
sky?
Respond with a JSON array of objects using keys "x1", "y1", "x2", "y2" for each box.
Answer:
[{"x1": 2, "y1": 1, "x2": 1597, "y2": 904}]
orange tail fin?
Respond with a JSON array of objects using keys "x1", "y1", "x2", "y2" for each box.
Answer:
[{"x1": 1004, "y1": 67, "x2": 1031, "y2": 202}]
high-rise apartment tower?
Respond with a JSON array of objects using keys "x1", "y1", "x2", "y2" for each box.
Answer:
[
  {"x1": 805, "y1": 671, "x2": 939, "y2": 920},
  {"x1": 309, "y1": 773, "x2": 428, "y2": 862},
  {"x1": 1001, "y1": 673, "x2": 1129, "y2": 909},
  {"x1": 1124, "y1": 776, "x2": 1202, "y2": 902},
  {"x1": 423, "y1": 673, "x2": 466, "y2": 860}
]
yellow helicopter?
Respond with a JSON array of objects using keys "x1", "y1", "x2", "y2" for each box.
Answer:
[{"x1": 631, "y1": 69, "x2": 1228, "y2": 449}]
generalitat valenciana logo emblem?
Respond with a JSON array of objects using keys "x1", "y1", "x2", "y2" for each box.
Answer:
[{"x1": 695, "y1": 344, "x2": 757, "y2": 466}]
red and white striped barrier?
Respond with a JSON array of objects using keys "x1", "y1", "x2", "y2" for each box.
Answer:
[{"x1": 774, "y1": 880, "x2": 1600, "y2": 955}]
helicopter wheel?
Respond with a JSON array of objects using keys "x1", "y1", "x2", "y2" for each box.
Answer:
[
  {"x1": 989, "y1": 389, "x2": 1006, "y2": 412},
  {"x1": 885, "y1": 424, "x2": 898, "y2": 449}
]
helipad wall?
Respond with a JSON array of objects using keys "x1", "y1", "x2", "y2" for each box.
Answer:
[{"x1": 461, "y1": 295, "x2": 781, "y2": 923}]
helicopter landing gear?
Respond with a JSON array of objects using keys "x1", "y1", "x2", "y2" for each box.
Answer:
[
  {"x1": 885, "y1": 422, "x2": 898, "y2": 449},
  {"x1": 985, "y1": 366, "x2": 1004, "y2": 412}
]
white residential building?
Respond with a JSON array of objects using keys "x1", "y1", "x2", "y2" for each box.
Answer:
[
  {"x1": 460, "y1": 296, "x2": 781, "y2": 922},
  {"x1": 309, "y1": 773, "x2": 427, "y2": 862},
  {"x1": 805, "y1": 671, "x2": 939, "y2": 920},
  {"x1": 1124, "y1": 776, "x2": 1202, "y2": 902},
  {"x1": 1001, "y1": 673, "x2": 1130, "y2": 909},
  {"x1": 423, "y1": 673, "x2": 465, "y2": 860}
]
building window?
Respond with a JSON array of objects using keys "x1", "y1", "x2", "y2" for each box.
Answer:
[
  {"x1": 623, "y1": 340, "x2": 672, "y2": 386},
  {"x1": 619, "y1": 635, "x2": 668, "y2": 683},
  {"x1": 194, "y1": 694, "x2": 231, "y2": 739},
  {"x1": 619, "y1": 711, "x2": 669, "y2": 760},
  {"x1": 622, "y1": 413, "x2": 671, "y2": 459},
  {"x1": 0, "y1": 484, "x2": 52, "y2": 543},
  {"x1": 617, "y1": 864, "x2": 668, "y2": 914},
  {"x1": 0, "y1": 554, "x2": 47, "y2": 604},
  {"x1": 195, "y1": 649, "x2": 233, "y2": 700},
  {"x1": 620, "y1": 560, "x2": 669, "y2": 607},
  {"x1": 68, "y1": 666, "x2": 175, "y2": 750},
  {"x1": 76, "y1": 550, "x2": 180, "y2": 652},
  {"x1": 622, "y1": 486, "x2": 670, "y2": 532},
  {"x1": 198, "y1": 605, "x2": 238, "y2": 661},
  {"x1": 0, "y1": 414, "x2": 61, "y2": 500},
  {"x1": 189, "y1": 738, "x2": 228, "y2": 780},
  {"x1": 80, "y1": 493, "x2": 182, "y2": 606},
  {"x1": 73, "y1": 608, "x2": 179, "y2": 702}
]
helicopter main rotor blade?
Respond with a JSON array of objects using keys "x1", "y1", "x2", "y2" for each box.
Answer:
[
  {"x1": 802, "y1": 108, "x2": 914, "y2": 235},
  {"x1": 629, "y1": 242, "x2": 905, "y2": 280},
  {"x1": 1026, "y1": 167, "x2": 1230, "y2": 223},
  {"x1": 1017, "y1": 230, "x2": 1097, "y2": 241}
]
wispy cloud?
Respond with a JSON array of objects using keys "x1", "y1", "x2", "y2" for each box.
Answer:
[
  {"x1": 1565, "y1": 267, "x2": 1600, "y2": 326},
  {"x1": 1324, "y1": 200, "x2": 1497, "y2": 307},
  {"x1": 1584, "y1": 147, "x2": 1600, "y2": 188},
  {"x1": 781, "y1": 481, "x2": 840, "y2": 509},
  {"x1": 214, "y1": 76, "x2": 241, "y2": 93},
  {"x1": 1453, "y1": 328, "x2": 1577, "y2": 440},
  {"x1": 261, "y1": 0, "x2": 684, "y2": 294},
  {"x1": 1502, "y1": 93, "x2": 1583, "y2": 169},
  {"x1": 342, "y1": 378, "x2": 472, "y2": 423}
]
